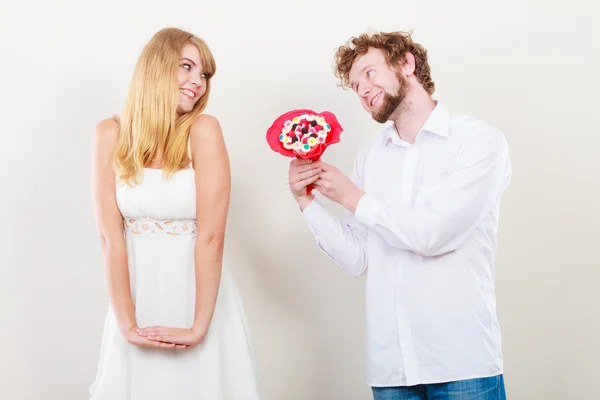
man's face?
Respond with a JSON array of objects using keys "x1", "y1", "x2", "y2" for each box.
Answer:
[{"x1": 348, "y1": 47, "x2": 408, "y2": 123}]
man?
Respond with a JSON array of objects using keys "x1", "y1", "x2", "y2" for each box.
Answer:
[{"x1": 289, "y1": 31, "x2": 511, "y2": 399}]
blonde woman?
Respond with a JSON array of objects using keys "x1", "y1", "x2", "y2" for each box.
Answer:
[{"x1": 89, "y1": 28, "x2": 261, "y2": 399}]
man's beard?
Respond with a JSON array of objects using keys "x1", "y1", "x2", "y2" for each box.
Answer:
[{"x1": 372, "y1": 73, "x2": 408, "y2": 123}]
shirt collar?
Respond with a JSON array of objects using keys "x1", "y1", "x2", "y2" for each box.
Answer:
[{"x1": 383, "y1": 101, "x2": 451, "y2": 146}]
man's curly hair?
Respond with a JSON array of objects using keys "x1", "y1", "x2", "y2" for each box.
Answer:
[{"x1": 333, "y1": 31, "x2": 435, "y2": 95}]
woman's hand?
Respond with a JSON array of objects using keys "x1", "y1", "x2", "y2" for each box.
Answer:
[
  {"x1": 123, "y1": 326, "x2": 189, "y2": 349},
  {"x1": 136, "y1": 326, "x2": 206, "y2": 348}
]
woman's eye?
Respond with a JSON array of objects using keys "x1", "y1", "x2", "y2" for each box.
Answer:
[
  {"x1": 181, "y1": 63, "x2": 192, "y2": 71},
  {"x1": 367, "y1": 70, "x2": 375, "y2": 78}
]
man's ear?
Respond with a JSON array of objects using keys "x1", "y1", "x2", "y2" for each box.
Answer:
[{"x1": 400, "y1": 52, "x2": 416, "y2": 77}]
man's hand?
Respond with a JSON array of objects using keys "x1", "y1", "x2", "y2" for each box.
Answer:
[
  {"x1": 288, "y1": 158, "x2": 321, "y2": 210},
  {"x1": 313, "y1": 161, "x2": 365, "y2": 213}
]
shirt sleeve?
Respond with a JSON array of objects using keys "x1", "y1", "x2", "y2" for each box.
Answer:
[
  {"x1": 354, "y1": 128, "x2": 511, "y2": 257},
  {"x1": 301, "y1": 151, "x2": 369, "y2": 277}
]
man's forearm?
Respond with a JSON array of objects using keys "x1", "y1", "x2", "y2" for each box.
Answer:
[{"x1": 302, "y1": 197, "x2": 368, "y2": 277}]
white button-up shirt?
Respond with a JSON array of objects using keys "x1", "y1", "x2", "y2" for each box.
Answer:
[{"x1": 302, "y1": 102, "x2": 511, "y2": 387}]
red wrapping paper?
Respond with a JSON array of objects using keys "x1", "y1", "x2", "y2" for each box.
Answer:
[{"x1": 266, "y1": 109, "x2": 343, "y2": 193}]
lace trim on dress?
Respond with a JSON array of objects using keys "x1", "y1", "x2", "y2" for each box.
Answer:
[{"x1": 123, "y1": 218, "x2": 197, "y2": 236}]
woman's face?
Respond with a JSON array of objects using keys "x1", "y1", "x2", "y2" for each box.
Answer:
[{"x1": 176, "y1": 43, "x2": 207, "y2": 116}]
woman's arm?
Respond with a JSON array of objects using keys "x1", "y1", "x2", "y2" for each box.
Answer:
[
  {"x1": 91, "y1": 118, "x2": 177, "y2": 349},
  {"x1": 189, "y1": 114, "x2": 229, "y2": 337},
  {"x1": 139, "y1": 114, "x2": 229, "y2": 347}
]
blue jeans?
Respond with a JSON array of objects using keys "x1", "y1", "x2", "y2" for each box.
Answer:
[{"x1": 372, "y1": 375, "x2": 506, "y2": 400}]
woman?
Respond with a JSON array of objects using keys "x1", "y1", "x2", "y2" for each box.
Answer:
[{"x1": 89, "y1": 27, "x2": 261, "y2": 399}]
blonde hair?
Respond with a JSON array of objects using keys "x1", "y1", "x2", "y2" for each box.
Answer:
[{"x1": 113, "y1": 27, "x2": 216, "y2": 184}]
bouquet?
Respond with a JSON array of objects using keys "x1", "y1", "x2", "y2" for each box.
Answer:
[{"x1": 266, "y1": 109, "x2": 343, "y2": 193}]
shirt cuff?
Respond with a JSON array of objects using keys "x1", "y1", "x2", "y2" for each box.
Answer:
[
  {"x1": 301, "y1": 196, "x2": 328, "y2": 226},
  {"x1": 354, "y1": 193, "x2": 386, "y2": 228}
]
